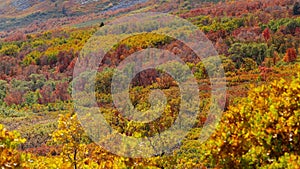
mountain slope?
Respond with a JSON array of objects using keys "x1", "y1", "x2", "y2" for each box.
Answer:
[
  {"x1": 0, "y1": 0, "x2": 150, "y2": 32},
  {"x1": 0, "y1": 0, "x2": 124, "y2": 18}
]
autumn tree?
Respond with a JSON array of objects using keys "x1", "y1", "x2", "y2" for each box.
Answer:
[
  {"x1": 199, "y1": 74, "x2": 300, "y2": 168},
  {"x1": 52, "y1": 82, "x2": 71, "y2": 102},
  {"x1": 241, "y1": 57, "x2": 257, "y2": 72},
  {"x1": 39, "y1": 85, "x2": 54, "y2": 104},
  {"x1": 0, "y1": 124, "x2": 26, "y2": 168},
  {"x1": 262, "y1": 27, "x2": 271, "y2": 42},
  {"x1": 0, "y1": 44, "x2": 19, "y2": 57},
  {"x1": 56, "y1": 51, "x2": 74, "y2": 73},
  {"x1": 0, "y1": 56, "x2": 18, "y2": 77},
  {"x1": 283, "y1": 48, "x2": 297, "y2": 62},
  {"x1": 51, "y1": 113, "x2": 89, "y2": 169},
  {"x1": 4, "y1": 88, "x2": 25, "y2": 106}
]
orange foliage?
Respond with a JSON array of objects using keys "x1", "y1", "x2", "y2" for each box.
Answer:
[
  {"x1": 283, "y1": 48, "x2": 297, "y2": 62},
  {"x1": 259, "y1": 66, "x2": 273, "y2": 81},
  {"x1": 262, "y1": 28, "x2": 271, "y2": 41}
]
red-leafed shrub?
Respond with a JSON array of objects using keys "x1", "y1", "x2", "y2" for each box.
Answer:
[
  {"x1": 4, "y1": 89, "x2": 25, "y2": 106},
  {"x1": 283, "y1": 48, "x2": 297, "y2": 62},
  {"x1": 259, "y1": 66, "x2": 273, "y2": 81},
  {"x1": 262, "y1": 28, "x2": 271, "y2": 41},
  {"x1": 52, "y1": 82, "x2": 70, "y2": 102}
]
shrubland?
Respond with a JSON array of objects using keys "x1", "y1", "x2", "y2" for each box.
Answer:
[{"x1": 0, "y1": 0, "x2": 299, "y2": 168}]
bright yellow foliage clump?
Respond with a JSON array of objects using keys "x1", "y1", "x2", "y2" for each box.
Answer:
[
  {"x1": 0, "y1": 124, "x2": 26, "y2": 168},
  {"x1": 200, "y1": 74, "x2": 300, "y2": 168},
  {"x1": 51, "y1": 113, "x2": 89, "y2": 169}
]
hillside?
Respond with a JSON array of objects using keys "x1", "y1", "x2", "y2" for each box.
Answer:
[
  {"x1": 0, "y1": 0, "x2": 221, "y2": 37},
  {"x1": 0, "y1": 0, "x2": 123, "y2": 17},
  {"x1": 0, "y1": 0, "x2": 150, "y2": 33},
  {"x1": 0, "y1": 0, "x2": 300, "y2": 168}
]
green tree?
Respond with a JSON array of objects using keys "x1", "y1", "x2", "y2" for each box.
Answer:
[
  {"x1": 229, "y1": 43, "x2": 268, "y2": 68},
  {"x1": 28, "y1": 74, "x2": 46, "y2": 91},
  {"x1": 24, "y1": 91, "x2": 40, "y2": 106},
  {"x1": 0, "y1": 80, "x2": 7, "y2": 104}
]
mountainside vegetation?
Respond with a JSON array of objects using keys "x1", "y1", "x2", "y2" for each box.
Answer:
[{"x1": 0, "y1": 0, "x2": 299, "y2": 168}]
